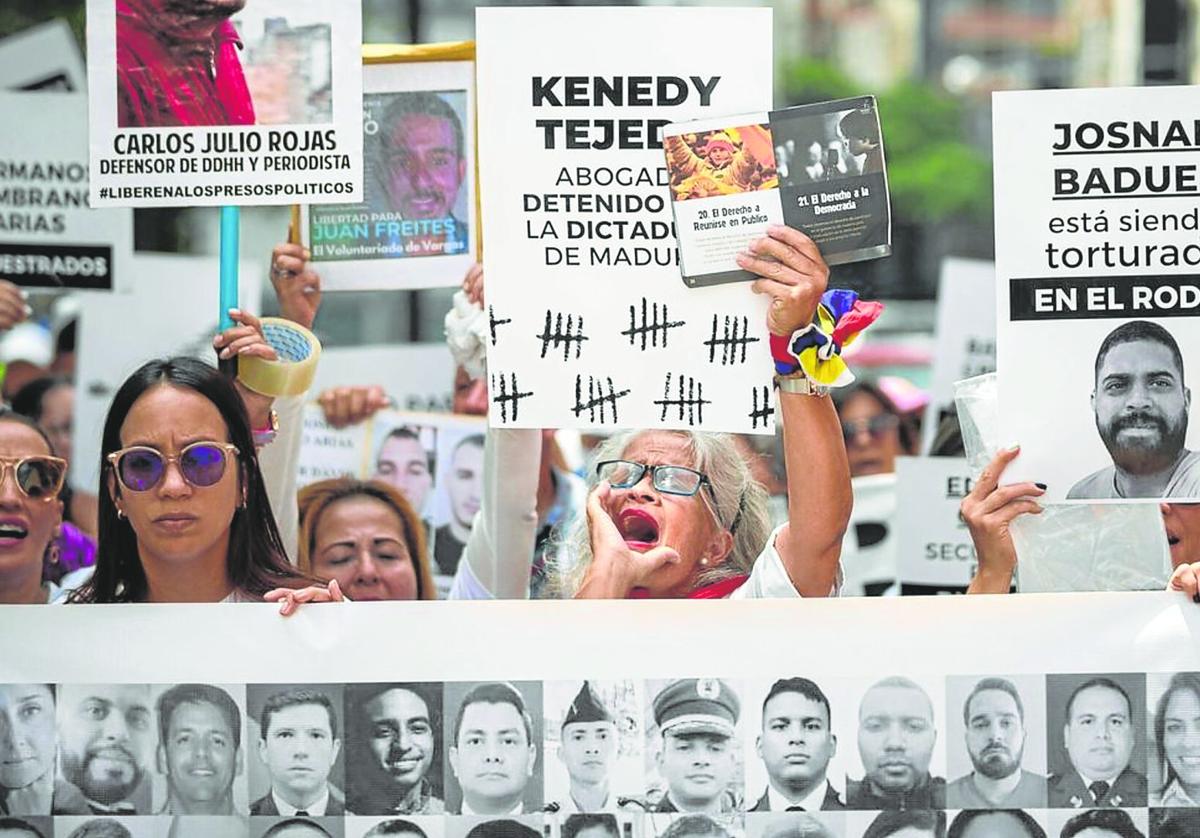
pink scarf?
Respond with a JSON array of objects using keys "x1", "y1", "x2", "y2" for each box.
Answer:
[{"x1": 116, "y1": 0, "x2": 255, "y2": 127}]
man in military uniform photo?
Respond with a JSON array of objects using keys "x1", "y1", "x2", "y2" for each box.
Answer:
[
  {"x1": 650, "y1": 678, "x2": 742, "y2": 814},
  {"x1": 547, "y1": 682, "x2": 639, "y2": 814},
  {"x1": 1048, "y1": 677, "x2": 1146, "y2": 808}
]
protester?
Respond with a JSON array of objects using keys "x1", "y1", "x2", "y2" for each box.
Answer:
[
  {"x1": 0, "y1": 324, "x2": 51, "y2": 405},
  {"x1": 0, "y1": 684, "x2": 60, "y2": 816},
  {"x1": 12, "y1": 376, "x2": 99, "y2": 539},
  {"x1": 833, "y1": 380, "x2": 917, "y2": 478},
  {"x1": 0, "y1": 411, "x2": 80, "y2": 604},
  {"x1": 1150, "y1": 671, "x2": 1200, "y2": 806},
  {"x1": 296, "y1": 478, "x2": 436, "y2": 601},
  {"x1": 66, "y1": 313, "x2": 339, "y2": 611},
  {"x1": 455, "y1": 226, "x2": 854, "y2": 600},
  {"x1": 960, "y1": 446, "x2": 1200, "y2": 600}
]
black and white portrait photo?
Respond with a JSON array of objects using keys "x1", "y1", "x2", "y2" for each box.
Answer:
[
  {"x1": 1046, "y1": 807, "x2": 1148, "y2": 838},
  {"x1": 151, "y1": 683, "x2": 249, "y2": 816},
  {"x1": 56, "y1": 684, "x2": 156, "y2": 815},
  {"x1": 1046, "y1": 674, "x2": 1148, "y2": 809},
  {"x1": 1149, "y1": 807, "x2": 1200, "y2": 838},
  {"x1": 746, "y1": 811, "x2": 845, "y2": 838},
  {"x1": 0, "y1": 684, "x2": 57, "y2": 817},
  {"x1": 344, "y1": 814, "x2": 444, "y2": 838},
  {"x1": 246, "y1": 685, "x2": 346, "y2": 817},
  {"x1": 0, "y1": 815, "x2": 52, "y2": 837},
  {"x1": 543, "y1": 680, "x2": 644, "y2": 815},
  {"x1": 843, "y1": 676, "x2": 945, "y2": 811},
  {"x1": 1069, "y1": 321, "x2": 1200, "y2": 500},
  {"x1": 646, "y1": 678, "x2": 744, "y2": 816},
  {"x1": 53, "y1": 815, "x2": 165, "y2": 837},
  {"x1": 946, "y1": 809, "x2": 1049, "y2": 838},
  {"x1": 345, "y1": 683, "x2": 445, "y2": 816},
  {"x1": 444, "y1": 681, "x2": 543, "y2": 816},
  {"x1": 444, "y1": 816, "x2": 543, "y2": 838},
  {"x1": 845, "y1": 809, "x2": 946, "y2": 838},
  {"x1": 250, "y1": 815, "x2": 346, "y2": 838},
  {"x1": 945, "y1": 675, "x2": 1048, "y2": 809},
  {"x1": 1146, "y1": 672, "x2": 1200, "y2": 807},
  {"x1": 745, "y1": 677, "x2": 846, "y2": 812}
]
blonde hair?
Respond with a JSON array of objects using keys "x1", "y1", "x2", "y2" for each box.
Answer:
[
  {"x1": 297, "y1": 478, "x2": 436, "y2": 600},
  {"x1": 548, "y1": 430, "x2": 771, "y2": 596}
]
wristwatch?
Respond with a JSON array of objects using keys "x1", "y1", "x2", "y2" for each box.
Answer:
[
  {"x1": 252, "y1": 409, "x2": 280, "y2": 448},
  {"x1": 774, "y1": 371, "x2": 830, "y2": 397}
]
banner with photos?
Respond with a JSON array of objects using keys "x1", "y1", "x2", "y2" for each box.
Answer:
[{"x1": 0, "y1": 593, "x2": 1198, "y2": 838}]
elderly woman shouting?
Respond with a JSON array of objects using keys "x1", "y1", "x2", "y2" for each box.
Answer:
[{"x1": 451, "y1": 225, "x2": 869, "y2": 600}]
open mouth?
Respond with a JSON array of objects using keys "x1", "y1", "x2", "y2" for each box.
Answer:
[
  {"x1": 617, "y1": 508, "x2": 659, "y2": 551},
  {"x1": 0, "y1": 521, "x2": 29, "y2": 542}
]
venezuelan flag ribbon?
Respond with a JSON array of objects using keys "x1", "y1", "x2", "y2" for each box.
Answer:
[{"x1": 769, "y1": 290, "x2": 884, "y2": 388}]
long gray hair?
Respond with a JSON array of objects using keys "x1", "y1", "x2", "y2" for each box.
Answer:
[{"x1": 547, "y1": 429, "x2": 772, "y2": 596}]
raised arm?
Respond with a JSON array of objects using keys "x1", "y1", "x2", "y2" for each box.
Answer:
[{"x1": 736, "y1": 226, "x2": 850, "y2": 596}]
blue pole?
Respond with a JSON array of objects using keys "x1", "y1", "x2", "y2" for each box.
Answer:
[{"x1": 219, "y1": 206, "x2": 240, "y2": 330}]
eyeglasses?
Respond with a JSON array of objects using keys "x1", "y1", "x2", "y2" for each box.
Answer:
[
  {"x1": 0, "y1": 456, "x2": 67, "y2": 500},
  {"x1": 596, "y1": 460, "x2": 713, "y2": 498},
  {"x1": 841, "y1": 414, "x2": 900, "y2": 444},
  {"x1": 107, "y1": 442, "x2": 239, "y2": 493}
]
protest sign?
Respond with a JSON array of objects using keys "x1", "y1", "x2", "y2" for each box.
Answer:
[
  {"x1": 0, "y1": 18, "x2": 86, "y2": 91},
  {"x1": 311, "y1": 344, "x2": 457, "y2": 414},
  {"x1": 302, "y1": 45, "x2": 477, "y2": 290},
  {"x1": 476, "y1": 7, "x2": 776, "y2": 433},
  {"x1": 921, "y1": 259, "x2": 995, "y2": 454},
  {"x1": 995, "y1": 86, "x2": 1200, "y2": 502},
  {"x1": 298, "y1": 407, "x2": 485, "y2": 593},
  {"x1": 0, "y1": 93, "x2": 133, "y2": 291},
  {"x1": 0, "y1": 593, "x2": 1197, "y2": 834},
  {"x1": 894, "y1": 456, "x2": 977, "y2": 594},
  {"x1": 664, "y1": 96, "x2": 891, "y2": 287},
  {"x1": 85, "y1": 0, "x2": 364, "y2": 208},
  {"x1": 840, "y1": 473, "x2": 897, "y2": 596},
  {"x1": 73, "y1": 254, "x2": 262, "y2": 493}
]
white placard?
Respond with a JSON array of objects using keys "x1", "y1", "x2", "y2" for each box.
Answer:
[
  {"x1": 85, "y1": 0, "x2": 363, "y2": 208},
  {"x1": 839, "y1": 473, "x2": 897, "y2": 596},
  {"x1": 73, "y1": 254, "x2": 262, "y2": 494},
  {"x1": 476, "y1": 7, "x2": 776, "y2": 433},
  {"x1": 302, "y1": 60, "x2": 477, "y2": 290},
  {"x1": 0, "y1": 93, "x2": 133, "y2": 292},
  {"x1": 894, "y1": 456, "x2": 977, "y2": 594},
  {"x1": 995, "y1": 86, "x2": 1200, "y2": 502},
  {"x1": 311, "y1": 344, "x2": 455, "y2": 414},
  {"x1": 922, "y1": 258, "x2": 995, "y2": 453},
  {"x1": 0, "y1": 18, "x2": 86, "y2": 92}
]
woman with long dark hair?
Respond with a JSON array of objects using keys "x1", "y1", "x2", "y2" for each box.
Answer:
[
  {"x1": 70, "y1": 352, "x2": 339, "y2": 609},
  {"x1": 1152, "y1": 671, "x2": 1200, "y2": 806}
]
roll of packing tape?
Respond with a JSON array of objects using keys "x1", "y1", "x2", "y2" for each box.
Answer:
[{"x1": 237, "y1": 317, "x2": 322, "y2": 398}]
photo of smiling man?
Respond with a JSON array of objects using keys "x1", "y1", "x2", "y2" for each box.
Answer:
[
  {"x1": 152, "y1": 683, "x2": 247, "y2": 815},
  {"x1": 1069, "y1": 321, "x2": 1200, "y2": 500},
  {"x1": 57, "y1": 684, "x2": 155, "y2": 815},
  {"x1": 647, "y1": 678, "x2": 744, "y2": 815},
  {"x1": 247, "y1": 685, "x2": 345, "y2": 816},
  {"x1": 345, "y1": 683, "x2": 444, "y2": 816},
  {"x1": 445, "y1": 681, "x2": 543, "y2": 816}
]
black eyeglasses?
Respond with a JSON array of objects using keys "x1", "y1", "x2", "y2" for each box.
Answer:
[
  {"x1": 841, "y1": 414, "x2": 900, "y2": 444},
  {"x1": 596, "y1": 460, "x2": 713, "y2": 498}
]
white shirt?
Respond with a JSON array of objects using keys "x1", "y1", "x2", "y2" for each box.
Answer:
[
  {"x1": 765, "y1": 780, "x2": 830, "y2": 812},
  {"x1": 272, "y1": 786, "x2": 330, "y2": 816},
  {"x1": 460, "y1": 797, "x2": 524, "y2": 816}
]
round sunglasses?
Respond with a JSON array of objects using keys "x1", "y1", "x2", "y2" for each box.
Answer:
[
  {"x1": 107, "y1": 441, "x2": 239, "y2": 493},
  {"x1": 0, "y1": 456, "x2": 68, "y2": 500}
]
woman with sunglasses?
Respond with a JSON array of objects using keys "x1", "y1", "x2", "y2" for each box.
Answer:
[
  {"x1": 0, "y1": 411, "x2": 76, "y2": 604},
  {"x1": 833, "y1": 380, "x2": 918, "y2": 478},
  {"x1": 70, "y1": 314, "x2": 338, "y2": 609},
  {"x1": 452, "y1": 225, "x2": 854, "y2": 600}
]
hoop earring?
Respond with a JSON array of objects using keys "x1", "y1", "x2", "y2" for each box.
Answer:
[
  {"x1": 116, "y1": 508, "x2": 125, "y2": 520},
  {"x1": 47, "y1": 542, "x2": 61, "y2": 566}
]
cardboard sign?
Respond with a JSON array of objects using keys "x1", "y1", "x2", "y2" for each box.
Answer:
[
  {"x1": 0, "y1": 18, "x2": 86, "y2": 92},
  {"x1": 86, "y1": 0, "x2": 364, "y2": 208},
  {"x1": 476, "y1": 7, "x2": 777, "y2": 433},
  {"x1": 894, "y1": 456, "x2": 977, "y2": 594},
  {"x1": 995, "y1": 87, "x2": 1200, "y2": 502},
  {"x1": 0, "y1": 93, "x2": 133, "y2": 291}
]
